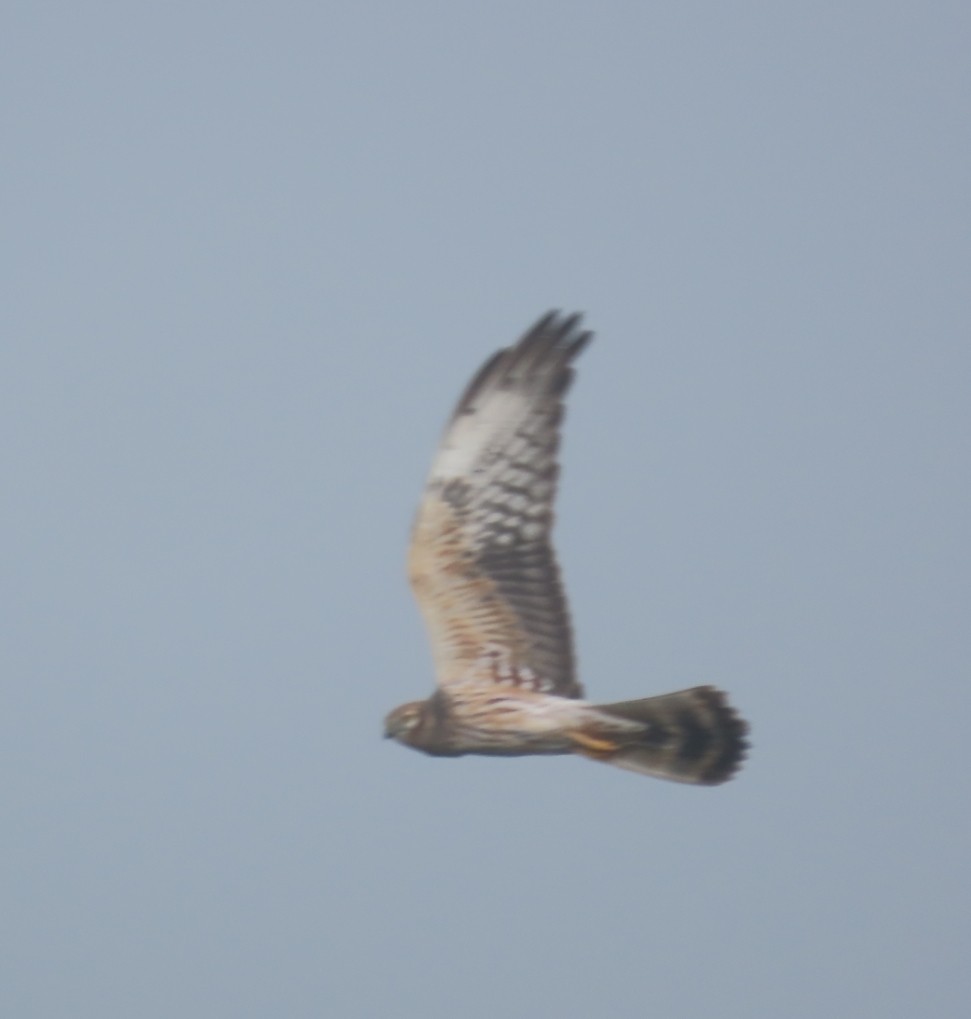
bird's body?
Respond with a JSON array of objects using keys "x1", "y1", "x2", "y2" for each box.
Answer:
[
  {"x1": 386, "y1": 688, "x2": 619, "y2": 758},
  {"x1": 385, "y1": 312, "x2": 748, "y2": 784}
]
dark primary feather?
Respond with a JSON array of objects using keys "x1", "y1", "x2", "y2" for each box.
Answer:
[{"x1": 450, "y1": 311, "x2": 593, "y2": 422}]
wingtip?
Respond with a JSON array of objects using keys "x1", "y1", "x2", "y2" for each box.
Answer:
[
  {"x1": 514, "y1": 310, "x2": 593, "y2": 372},
  {"x1": 447, "y1": 310, "x2": 593, "y2": 420},
  {"x1": 524, "y1": 309, "x2": 590, "y2": 347}
]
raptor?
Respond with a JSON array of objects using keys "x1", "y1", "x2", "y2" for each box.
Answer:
[{"x1": 385, "y1": 312, "x2": 748, "y2": 784}]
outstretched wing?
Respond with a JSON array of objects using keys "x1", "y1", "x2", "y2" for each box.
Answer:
[{"x1": 408, "y1": 311, "x2": 592, "y2": 697}]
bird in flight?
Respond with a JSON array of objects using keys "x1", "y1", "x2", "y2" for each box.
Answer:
[{"x1": 385, "y1": 312, "x2": 748, "y2": 783}]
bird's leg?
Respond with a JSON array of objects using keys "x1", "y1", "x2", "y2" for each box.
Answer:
[{"x1": 568, "y1": 731, "x2": 620, "y2": 756}]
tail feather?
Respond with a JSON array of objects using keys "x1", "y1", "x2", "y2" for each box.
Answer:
[{"x1": 594, "y1": 686, "x2": 748, "y2": 785}]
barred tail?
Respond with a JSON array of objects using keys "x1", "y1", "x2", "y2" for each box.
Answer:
[{"x1": 594, "y1": 686, "x2": 748, "y2": 784}]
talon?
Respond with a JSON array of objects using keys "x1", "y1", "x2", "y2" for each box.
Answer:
[{"x1": 569, "y1": 731, "x2": 619, "y2": 755}]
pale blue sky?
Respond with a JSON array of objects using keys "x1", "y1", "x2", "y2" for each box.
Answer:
[{"x1": 4, "y1": 3, "x2": 969, "y2": 1017}]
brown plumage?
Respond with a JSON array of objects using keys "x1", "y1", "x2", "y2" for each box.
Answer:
[{"x1": 385, "y1": 312, "x2": 748, "y2": 784}]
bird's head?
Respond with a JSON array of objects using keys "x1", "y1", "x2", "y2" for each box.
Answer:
[{"x1": 383, "y1": 700, "x2": 426, "y2": 745}]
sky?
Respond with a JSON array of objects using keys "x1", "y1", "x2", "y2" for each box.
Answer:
[{"x1": 3, "y1": 3, "x2": 969, "y2": 1017}]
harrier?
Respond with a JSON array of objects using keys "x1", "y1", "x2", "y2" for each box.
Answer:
[{"x1": 385, "y1": 312, "x2": 748, "y2": 783}]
